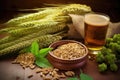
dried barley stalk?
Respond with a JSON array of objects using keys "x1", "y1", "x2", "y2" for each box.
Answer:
[
  {"x1": 61, "y1": 4, "x2": 92, "y2": 15},
  {"x1": 0, "y1": 36, "x2": 17, "y2": 44},
  {"x1": 19, "y1": 35, "x2": 62, "y2": 53},
  {"x1": 44, "y1": 4, "x2": 92, "y2": 15},
  {"x1": 8, "y1": 20, "x2": 60, "y2": 36},
  {"x1": 0, "y1": 35, "x2": 62, "y2": 56},
  {"x1": 5, "y1": 9, "x2": 59, "y2": 26},
  {"x1": 0, "y1": 23, "x2": 66, "y2": 50},
  {"x1": 0, "y1": 27, "x2": 19, "y2": 33}
]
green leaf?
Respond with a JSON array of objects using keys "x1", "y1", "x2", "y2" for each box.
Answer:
[
  {"x1": 35, "y1": 57, "x2": 52, "y2": 68},
  {"x1": 80, "y1": 73, "x2": 93, "y2": 80},
  {"x1": 30, "y1": 40, "x2": 39, "y2": 56},
  {"x1": 67, "y1": 77, "x2": 78, "y2": 80},
  {"x1": 39, "y1": 48, "x2": 53, "y2": 57}
]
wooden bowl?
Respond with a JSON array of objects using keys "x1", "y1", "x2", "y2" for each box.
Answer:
[{"x1": 47, "y1": 40, "x2": 88, "y2": 70}]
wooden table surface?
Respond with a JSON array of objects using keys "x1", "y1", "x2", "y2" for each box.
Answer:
[{"x1": 0, "y1": 55, "x2": 120, "y2": 80}]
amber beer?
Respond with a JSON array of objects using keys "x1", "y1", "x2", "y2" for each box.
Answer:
[{"x1": 84, "y1": 13, "x2": 110, "y2": 50}]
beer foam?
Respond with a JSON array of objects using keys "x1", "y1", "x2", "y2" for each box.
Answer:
[{"x1": 85, "y1": 14, "x2": 109, "y2": 26}]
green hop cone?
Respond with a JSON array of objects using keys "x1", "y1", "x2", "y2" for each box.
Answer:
[
  {"x1": 110, "y1": 63, "x2": 118, "y2": 72},
  {"x1": 96, "y1": 52, "x2": 105, "y2": 63},
  {"x1": 105, "y1": 54, "x2": 117, "y2": 64},
  {"x1": 101, "y1": 47, "x2": 112, "y2": 55},
  {"x1": 98, "y1": 63, "x2": 107, "y2": 72}
]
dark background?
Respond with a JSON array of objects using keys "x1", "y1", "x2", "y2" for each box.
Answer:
[{"x1": 0, "y1": 0, "x2": 120, "y2": 22}]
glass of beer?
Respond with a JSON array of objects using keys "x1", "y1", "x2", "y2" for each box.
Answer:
[{"x1": 84, "y1": 13, "x2": 110, "y2": 51}]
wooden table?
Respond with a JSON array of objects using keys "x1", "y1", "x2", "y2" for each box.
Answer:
[{"x1": 0, "y1": 55, "x2": 120, "y2": 80}]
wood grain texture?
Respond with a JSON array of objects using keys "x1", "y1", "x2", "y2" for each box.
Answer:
[{"x1": 0, "y1": 57, "x2": 120, "y2": 80}]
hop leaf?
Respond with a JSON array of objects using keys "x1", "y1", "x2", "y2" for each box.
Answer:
[
  {"x1": 80, "y1": 73, "x2": 93, "y2": 80},
  {"x1": 35, "y1": 57, "x2": 52, "y2": 68},
  {"x1": 39, "y1": 48, "x2": 53, "y2": 57},
  {"x1": 30, "y1": 40, "x2": 39, "y2": 57}
]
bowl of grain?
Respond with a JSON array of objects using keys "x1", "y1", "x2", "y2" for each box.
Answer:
[{"x1": 47, "y1": 40, "x2": 88, "y2": 70}]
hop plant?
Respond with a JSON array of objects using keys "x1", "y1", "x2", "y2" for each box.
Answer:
[
  {"x1": 105, "y1": 54, "x2": 117, "y2": 64},
  {"x1": 96, "y1": 52, "x2": 105, "y2": 63},
  {"x1": 113, "y1": 34, "x2": 120, "y2": 42},
  {"x1": 98, "y1": 63, "x2": 107, "y2": 72},
  {"x1": 105, "y1": 38, "x2": 113, "y2": 47},
  {"x1": 108, "y1": 42, "x2": 120, "y2": 53},
  {"x1": 100, "y1": 47, "x2": 112, "y2": 55},
  {"x1": 110, "y1": 63, "x2": 118, "y2": 72},
  {"x1": 96, "y1": 34, "x2": 120, "y2": 72}
]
